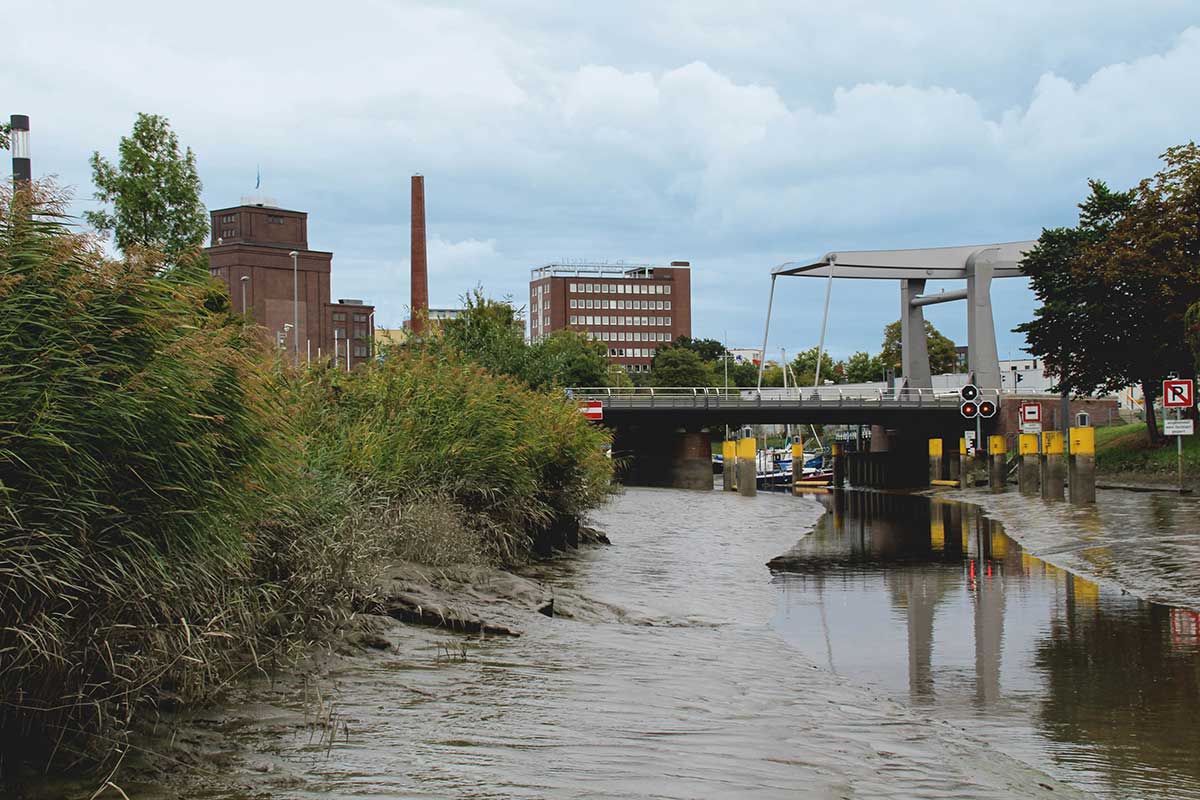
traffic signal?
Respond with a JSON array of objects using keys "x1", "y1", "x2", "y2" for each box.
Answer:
[
  {"x1": 960, "y1": 401, "x2": 978, "y2": 418},
  {"x1": 960, "y1": 384, "x2": 979, "y2": 402},
  {"x1": 978, "y1": 400, "x2": 997, "y2": 418}
]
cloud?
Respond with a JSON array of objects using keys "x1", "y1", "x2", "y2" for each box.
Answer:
[{"x1": 4, "y1": 3, "x2": 1199, "y2": 360}]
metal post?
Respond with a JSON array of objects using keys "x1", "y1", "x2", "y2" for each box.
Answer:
[
  {"x1": 240, "y1": 275, "x2": 250, "y2": 315},
  {"x1": 10, "y1": 115, "x2": 31, "y2": 185},
  {"x1": 1179, "y1": 408, "x2": 1185, "y2": 494},
  {"x1": 756, "y1": 275, "x2": 777, "y2": 391},
  {"x1": 290, "y1": 251, "x2": 299, "y2": 367},
  {"x1": 813, "y1": 255, "x2": 836, "y2": 388}
]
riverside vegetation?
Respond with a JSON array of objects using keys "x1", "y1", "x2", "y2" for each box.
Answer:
[{"x1": 0, "y1": 187, "x2": 612, "y2": 779}]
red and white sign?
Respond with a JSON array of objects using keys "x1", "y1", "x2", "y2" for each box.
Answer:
[
  {"x1": 1164, "y1": 379, "x2": 1194, "y2": 408},
  {"x1": 580, "y1": 400, "x2": 603, "y2": 421},
  {"x1": 1020, "y1": 402, "x2": 1042, "y2": 423}
]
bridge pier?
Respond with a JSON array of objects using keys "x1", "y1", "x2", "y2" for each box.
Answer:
[
  {"x1": 611, "y1": 426, "x2": 714, "y2": 491},
  {"x1": 1018, "y1": 433, "x2": 1040, "y2": 495}
]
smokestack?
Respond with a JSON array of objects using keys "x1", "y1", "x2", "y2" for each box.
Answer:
[{"x1": 410, "y1": 174, "x2": 429, "y2": 334}]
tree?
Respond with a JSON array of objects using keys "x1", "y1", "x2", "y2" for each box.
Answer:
[
  {"x1": 880, "y1": 319, "x2": 959, "y2": 376},
  {"x1": 525, "y1": 329, "x2": 609, "y2": 390},
  {"x1": 1016, "y1": 150, "x2": 1200, "y2": 444},
  {"x1": 0, "y1": 120, "x2": 10, "y2": 150},
  {"x1": 651, "y1": 347, "x2": 710, "y2": 386},
  {"x1": 790, "y1": 347, "x2": 837, "y2": 386},
  {"x1": 845, "y1": 350, "x2": 884, "y2": 383},
  {"x1": 670, "y1": 335, "x2": 726, "y2": 362},
  {"x1": 440, "y1": 288, "x2": 529, "y2": 378},
  {"x1": 86, "y1": 113, "x2": 208, "y2": 263}
]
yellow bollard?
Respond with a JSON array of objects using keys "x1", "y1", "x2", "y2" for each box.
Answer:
[
  {"x1": 832, "y1": 442, "x2": 846, "y2": 488},
  {"x1": 1041, "y1": 430, "x2": 1065, "y2": 500},
  {"x1": 791, "y1": 437, "x2": 805, "y2": 490},
  {"x1": 988, "y1": 435, "x2": 1007, "y2": 489},
  {"x1": 1069, "y1": 426, "x2": 1096, "y2": 504},
  {"x1": 722, "y1": 439, "x2": 736, "y2": 492},
  {"x1": 1018, "y1": 433, "x2": 1040, "y2": 494},
  {"x1": 928, "y1": 438, "x2": 943, "y2": 484},
  {"x1": 737, "y1": 436, "x2": 757, "y2": 497},
  {"x1": 958, "y1": 438, "x2": 970, "y2": 488}
]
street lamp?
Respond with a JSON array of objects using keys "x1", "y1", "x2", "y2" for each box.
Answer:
[
  {"x1": 289, "y1": 251, "x2": 299, "y2": 367},
  {"x1": 10, "y1": 115, "x2": 31, "y2": 185},
  {"x1": 239, "y1": 275, "x2": 250, "y2": 315},
  {"x1": 368, "y1": 311, "x2": 375, "y2": 360}
]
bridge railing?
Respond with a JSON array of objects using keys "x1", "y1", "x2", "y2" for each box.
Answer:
[{"x1": 564, "y1": 386, "x2": 1000, "y2": 409}]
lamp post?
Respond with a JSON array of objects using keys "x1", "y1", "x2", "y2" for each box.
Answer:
[
  {"x1": 10, "y1": 115, "x2": 30, "y2": 186},
  {"x1": 368, "y1": 311, "x2": 375, "y2": 360},
  {"x1": 239, "y1": 275, "x2": 250, "y2": 315},
  {"x1": 289, "y1": 251, "x2": 299, "y2": 367}
]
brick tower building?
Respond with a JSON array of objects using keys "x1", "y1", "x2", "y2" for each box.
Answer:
[{"x1": 207, "y1": 200, "x2": 374, "y2": 366}]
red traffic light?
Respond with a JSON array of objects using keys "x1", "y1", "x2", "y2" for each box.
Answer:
[
  {"x1": 960, "y1": 384, "x2": 979, "y2": 402},
  {"x1": 978, "y1": 400, "x2": 997, "y2": 418},
  {"x1": 960, "y1": 401, "x2": 978, "y2": 418}
]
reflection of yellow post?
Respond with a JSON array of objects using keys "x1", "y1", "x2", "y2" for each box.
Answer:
[
  {"x1": 1069, "y1": 426, "x2": 1096, "y2": 505},
  {"x1": 1041, "y1": 430, "x2": 1065, "y2": 500},
  {"x1": 737, "y1": 436, "x2": 757, "y2": 497},
  {"x1": 1018, "y1": 433, "x2": 1040, "y2": 495},
  {"x1": 722, "y1": 439, "x2": 736, "y2": 492},
  {"x1": 930, "y1": 504, "x2": 945, "y2": 551}
]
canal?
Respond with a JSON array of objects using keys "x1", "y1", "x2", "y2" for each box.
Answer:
[{"x1": 133, "y1": 486, "x2": 1200, "y2": 799}]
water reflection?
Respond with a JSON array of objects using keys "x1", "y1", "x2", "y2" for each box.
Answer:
[{"x1": 769, "y1": 491, "x2": 1200, "y2": 800}]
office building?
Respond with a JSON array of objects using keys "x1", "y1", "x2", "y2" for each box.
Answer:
[{"x1": 528, "y1": 262, "x2": 691, "y2": 373}]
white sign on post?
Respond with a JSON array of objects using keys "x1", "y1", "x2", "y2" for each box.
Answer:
[{"x1": 1165, "y1": 419, "x2": 1194, "y2": 436}]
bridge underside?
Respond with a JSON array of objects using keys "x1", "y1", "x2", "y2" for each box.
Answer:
[{"x1": 601, "y1": 407, "x2": 982, "y2": 438}]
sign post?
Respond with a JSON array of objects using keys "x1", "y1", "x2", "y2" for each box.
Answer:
[{"x1": 1163, "y1": 379, "x2": 1194, "y2": 494}]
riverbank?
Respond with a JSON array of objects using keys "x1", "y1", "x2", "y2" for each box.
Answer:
[
  {"x1": 27, "y1": 487, "x2": 1091, "y2": 800},
  {"x1": 1096, "y1": 421, "x2": 1200, "y2": 486}
]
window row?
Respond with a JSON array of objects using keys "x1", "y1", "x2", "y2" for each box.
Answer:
[
  {"x1": 579, "y1": 329, "x2": 669, "y2": 343},
  {"x1": 570, "y1": 315, "x2": 671, "y2": 327},
  {"x1": 608, "y1": 347, "x2": 655, "y2": 359},
  {"x1": 571, "y1": 298, "x2": 670, "y2": 311},
  {"x1": 568, "y1": 282, "x2": 670, "y2": 295}
]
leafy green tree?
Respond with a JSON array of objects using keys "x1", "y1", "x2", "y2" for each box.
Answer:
[
  {"x1": 845, "y1": 350, "x2": 884, "y2": 383},
  {"x1": 439, "y1": 289, "x2": 529, "y2": 378},
  {"x1": 525, "y1": 329, "x2": 609, "y2": 389},
  {"x1": 1016, "y1": 152, "x2": 1200, "y2": 444},
  {"x1": 670, "y1": 335, "x2": 726, "y2": 362},
  {"x1": 0, "y1": 121, "x2": 10, "y2": 150},
  {"x1": 651, "y1": 346, "x2": 710, "y2": 386},
  {"x1": 86, "y1": 113, "x2": 208, "y2": 263},
  {"x1": 880, "y1": 319, "x2": 959, "y2": 376},
  {"x1": 790, "y1": 347, "x2": 837, "y2": 385}
]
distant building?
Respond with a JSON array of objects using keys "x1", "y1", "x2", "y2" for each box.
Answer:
[
  {"x1": 528, "y1": 262, "x2": 692, "y2": 373},
  {"x1": 403, "y1": 307, "x2": 465, "y2": 331},
  {"x1": 206, "y1": 199, "x2": 374, "y2": 366},
  {"x1": 727, "y1": 348, "x2": 762, "y2": 366}
]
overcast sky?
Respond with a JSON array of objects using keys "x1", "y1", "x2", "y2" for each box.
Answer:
[{"x1": 6, "y1": 1, "x2": 1200, "y2": 360}]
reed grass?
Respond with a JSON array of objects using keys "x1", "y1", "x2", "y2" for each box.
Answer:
[{"x1": 0, "y1": 184, "x2": 612, "y2": 774}]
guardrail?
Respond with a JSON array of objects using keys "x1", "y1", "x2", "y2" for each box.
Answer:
[{"x1": 565, "y1": 386, "x2": 1001, "y2": 409}]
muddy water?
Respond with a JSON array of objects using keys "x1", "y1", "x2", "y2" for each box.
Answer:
[
  {"x1": 770, "y1": 490, "x2": 1200, "y2": 800},
  {"x1": 147, "y1": 488, "x2": 1096, "y2": 799}
]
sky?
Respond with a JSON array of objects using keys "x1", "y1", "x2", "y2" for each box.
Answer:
[{"x1": 5, "y1": 1, "x2": 1200, "y2": 361}]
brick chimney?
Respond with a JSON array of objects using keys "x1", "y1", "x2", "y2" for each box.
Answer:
[{"x1": 410, "y1": 174, "x2": 429, "y2": 334}]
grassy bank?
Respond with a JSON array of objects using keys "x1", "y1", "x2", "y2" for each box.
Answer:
[
  {"x1": 0, "y1": 189, "x2": 611, "y2": 774},
  {"x1": 1095, "y1": 422, "x2": 1200, "y2": 481}
]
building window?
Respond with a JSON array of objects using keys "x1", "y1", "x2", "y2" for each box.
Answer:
[
  {"x1": 221, "y1": 228, "x2": 237, "y2": 238},
  {"x1": 354, "y1": 345, "x2": 368, "y2": 358},
  {"x1": 334, "y1": 327, "x2": 346, "y2": 339},
  {"x1": 333, "y1": 312, "x2": 347, "y2": 321},
  {"x1": 268, "y1": 215, "x2": 285, "y2": 225},
  {"x1": 570, "y1": 315, "x2": 578, "y2": 324},
  {"x1": 666, "y1": 317, "x2": 672, "y2": 326},
  {"x1": 665, "y1": 300, "x2": 671, "y2": 310},
  {"x1": 353, "y1": 313, "x2": 367, "y2": 322},
  {"x1": 221, "y1": 214, "x2": 236, "y2": 224},
  {"x1": 354, "y1": 325, "x2": 367, "y2": 339},
  {"x1": 570, "y1": 299, "x2": 577, "y2": 308},
  {"x1": 664, "y1": 286, "x2": 671, "y2": 294},
  {"x1": 569, "y1": 283, "x2": 577, "y2": 293}
]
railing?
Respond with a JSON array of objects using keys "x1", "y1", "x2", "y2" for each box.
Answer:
[{"x1": 565, "y1": 386, "x2": 1001, "y2": 409}]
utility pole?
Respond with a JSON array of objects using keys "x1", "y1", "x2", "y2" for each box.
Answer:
[{"x1": 290, "y1": 251, "x2": 299, "y2": 368}]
